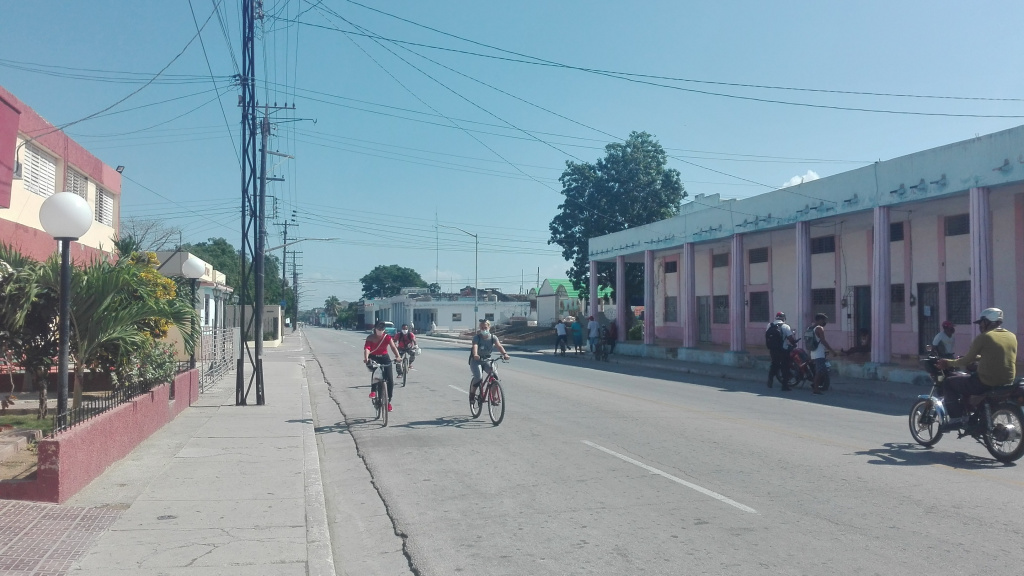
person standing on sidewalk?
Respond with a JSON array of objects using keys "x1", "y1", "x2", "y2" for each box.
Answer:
[
  {"x1": 554, "y1": 318, "x2": 568, "y2": 353},
  {"x1": 807, "y1": 313, "x2": 838, "y2": 395},
  {"x1": 766, "y1": 312, "x2": 796, "y2": 391},
  {"x1": 931, "y1": 320, "x2": 956, "y2": 358},
  {"x1": 587, "y1": 315, "x2": 600, "y2": 353},
  {"x1": 571, "y1": 317, "x2": 584, "y2": 355},
  {"x1": 364, "y1": 321, "x2": 402, "y2": 411}
]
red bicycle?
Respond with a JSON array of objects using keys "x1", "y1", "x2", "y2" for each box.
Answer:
[{"x1": 469, "y1": 357, "x2": 507, "y2": 426}]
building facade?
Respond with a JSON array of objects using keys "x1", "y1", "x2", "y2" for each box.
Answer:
[
  {"x1": 0, "y1": 86, "x2": 119, "y2": 262},
  {"x1": 588, "y1": 125, "x2": 1024, "y2": 365}
]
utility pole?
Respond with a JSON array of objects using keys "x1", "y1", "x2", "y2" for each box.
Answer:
[
  {"x1": 237, "y1": 0, "x2": 258, "y2": 407},
  {"x1": 293, "y1": 263, "x2": 299, "y2": 332}
]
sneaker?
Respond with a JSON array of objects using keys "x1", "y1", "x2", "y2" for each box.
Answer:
[
  {"x1": 387, "y1": 403, "x2": 393, "y2": 412},
  {"x1": 368, "y1": 391, "x2": 377, "y2": 399},
  {"x1": 781, "y1": 385, "x2": 793, "y2": 392}
]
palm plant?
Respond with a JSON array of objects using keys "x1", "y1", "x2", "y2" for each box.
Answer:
[
  {"x1": 324, "y1": 295, "x2": 342, "y2": 318},
  {"x1": 41, "y1": 258, "x2": 197, "y2": 410}
]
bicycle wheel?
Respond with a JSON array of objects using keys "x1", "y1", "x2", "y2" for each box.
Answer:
[
  {"x1": 380, "y1": 379, "x2": 390, "y2": 427},
  {"x1": 401, "y1": 356, "x2": 409, "y2": 387},
  {"x1": 984, "y1": 402, "x2": 1024, "y2": 463},
  {"x1": 469, "y1": 382, "x2": 483, "y2": 418},
  {"x1": 371, "y1": 372, "x2": 382, "y2": 420},
  {"x1": 487, "y1": 379, "x2": 505, "y2": 426}
]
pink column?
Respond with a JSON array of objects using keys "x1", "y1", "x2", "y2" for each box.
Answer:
[
  {"x1": 589, "y1": 259, "x2": 599, "y2": 317},
  {"x1": 682, "y1": 243, "x2": 697, "y2": 347},
  {"x1": 729, "y1": 233, "x2": 745, "y2": 352},
  {"x1": 795, "y1": 222, "x2": 812, "y2": 340},
  {"x1": 871, "y1": 206, "x2": 891, "y2": 364},
  {"x1": 644, "y1": 250, "x2": 655, "y2": 345},
  {"x1": 615, "y1": 255, "x2": 627, "y2": 343},
  {"x1": 970, "y1": 187, "x2": 993, "y2": 333}
]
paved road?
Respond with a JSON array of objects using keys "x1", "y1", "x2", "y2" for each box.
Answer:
[{"x1": 305, "y1": 327, "x2": 1024, "y2": 576}]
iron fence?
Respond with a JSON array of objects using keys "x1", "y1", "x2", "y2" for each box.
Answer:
[
  {"x1": 197, "y1": 327, "x2": 234, "y2": 392},
  {"x1": 51, "y1": 377, "x2": 172, "y2": 436}
]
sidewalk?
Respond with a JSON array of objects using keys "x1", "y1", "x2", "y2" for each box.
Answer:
[{"x1": 0, "y1": 336, "x2": 336, "y2": 576}]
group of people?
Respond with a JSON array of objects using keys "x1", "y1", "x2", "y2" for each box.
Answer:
[
  {"x1": 554, "y1": 316, "x2": 617, "y2": 356},
  {"x1": 362, "y1": 322, "x2": 420, "y2": 413},
  {"x1": 362, "y1": 319, "x2": 510, "y2": 413},
  {"x1": 765, "y1": 311, "x2": 837, "y2": 394},
  {"x1": 764, "y1": 307, "x2": 1018, "y2": 414}
]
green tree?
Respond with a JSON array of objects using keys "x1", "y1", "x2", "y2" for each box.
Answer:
[
  {"x1": 324, "y1": 296, "x2": 342, "y2": 318},
  {"x1": 184, "y1": 237, "x2": 287, "y2": 306},
  {"x1": 359, "y1": 265, "x2": 428, "y2": 299},
  {"x1": 548, "y1": 131, "x2": 686, "y2": 302}
]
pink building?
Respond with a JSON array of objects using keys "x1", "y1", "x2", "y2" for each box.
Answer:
[
  {"x1": 0, "y1": 85, "x2": 120, "y2": 262},
  {"x1": 589, "y1": 125, "x2": 1024, "y2": 368}
]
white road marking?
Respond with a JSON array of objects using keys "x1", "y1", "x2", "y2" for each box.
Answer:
[
  {"x1": 581, "y1": 440, "x2": 757, "y2": 514},
  {"x1": 448, "y1": 385, "x2": 465, "y2": 393}
]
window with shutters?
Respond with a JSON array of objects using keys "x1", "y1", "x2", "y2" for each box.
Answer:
[
  {"x1": 95, "y1": 188, "x2": 114, "y2": 226},
  {"x1": 811, "y1": 288, "x2": 835, "y2": 320},
  {"x1": 23, "y1": 144, "x2": 57, "y2": 198},
  {"x1": 663, "y1": 296, "x2": 678, "y2": 322},
  {"x1": 945, "y1": 281, "x2": 971, "y2": 325},
  {"x1": 891, "y1": 284, "x2": 905, "y2": 324},
  {"x1": 810, "y1": 235, "x2": 835, "y2": 254},
  {"x1": 890, "y1": 222, "x2": 904, "y2": 242},
  {"x1": 749, "y1": 291, "x2": 769, "y2": 322},
  {"x1": 712, "y1": 295, "x2": 729, "y2": 324},
  {"x1": 65, "y1": 169, "x2": 89, "y2": 200},
  {"x1": 712, "y1": 253, "x2": 729, "y2": 268},
  {"x1": 664, "y1": 260, "x2": 677, "y2": 274},
  {"x1": 945, "y1": 214, "x2": 969, "y2": 237},
  {"x1": 748, "y1": 247, "x2": 768, "y2": 264}
]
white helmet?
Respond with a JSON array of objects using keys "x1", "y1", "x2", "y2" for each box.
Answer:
[{"x1": 975, "y1": 308, "x2": 1004, "y2": 323}]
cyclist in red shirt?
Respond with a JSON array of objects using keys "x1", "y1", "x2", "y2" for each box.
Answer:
[
  {"x1": 363, "y1": 321, "x2": 402, "y2": 411},
  {"x1": 394, "y1": 324, "x2": 418, "y2": 375}
]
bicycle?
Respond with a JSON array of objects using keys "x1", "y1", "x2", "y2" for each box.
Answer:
[
  {"x1": 366, "y1": 360, "x2": 389, "y2": 427},
  {"x1": 469, "y1": 356, "x2": 508, "y2": 426},
  {"x1": 556, "y1": 336, "x2": 568, "y2": 357},
  {"x1": 593, "y1": 339, "x2": 610, "y2": 362},
  {"x1": 395, "y1": 351, "x2": 409, "y2": 387}
]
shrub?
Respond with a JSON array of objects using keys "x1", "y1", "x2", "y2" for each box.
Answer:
[{"x1": 111, "y1": 339, "x2": 177, "y2": 390}]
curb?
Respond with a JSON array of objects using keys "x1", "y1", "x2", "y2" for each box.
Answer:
[{"x1": 300, "y1": 362, "x2": 338, "y2": 576}]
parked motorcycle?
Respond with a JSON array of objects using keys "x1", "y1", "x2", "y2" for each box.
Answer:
[{"x1": 908, "y1": 351, "x2": 1024, "y2": 463}]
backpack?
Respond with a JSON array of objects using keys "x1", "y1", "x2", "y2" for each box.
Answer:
[
  {"x1": 804, "y1": 326, "x2": 820, "y2": 351},
  {"x1": 765, "y1": 322, "x2": 784, "y2": 350}
]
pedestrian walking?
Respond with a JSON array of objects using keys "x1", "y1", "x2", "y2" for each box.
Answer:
[
  {"x1": 587, "y1": 315, "x2": 600, "y2": 353},
  {"x1": 571, "y1": 317, "x2": 584, "y2": 354},
  {"x1": 766, "y1": 312, "x2": 796, "y2": 391},
  {"x1": 806, "y1": 313, "x2": 838, "y2": 395}
]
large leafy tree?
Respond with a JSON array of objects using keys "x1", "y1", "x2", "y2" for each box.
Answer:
[
  {"x1": 324, "y1": 296, "x2": 342, "y2": 318},
  {"x1": 183, "y1": 237, "x2": 288, "y2": 306},
  {"x1": 549, "y1": 131, "x2": 686, "y2": 301},
  {"x1": 359, "y1": 265, "x2": 428, "y2": 299}
]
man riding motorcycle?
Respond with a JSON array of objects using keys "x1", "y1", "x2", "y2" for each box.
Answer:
[{"x1": 937, "y1": 307, "x2": 1018, "y2": 430}]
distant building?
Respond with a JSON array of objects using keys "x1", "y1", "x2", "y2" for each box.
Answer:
[
  {"x1": 536, "y1": 279, "x2": 612, "y2": 326},
  {"x1": 363, "y1": 288, "x2": 530, "y2": 332},
  {"x1": 0, "y1": 85, "x2": 119, "y2": 262}
]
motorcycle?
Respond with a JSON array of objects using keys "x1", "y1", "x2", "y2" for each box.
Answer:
[
  {"x1": 908, "y1": 350, "x2": 1024, "y2": 463},
  {"x1": 785, "y1": 347, "x2": 831, "y2": 390}
]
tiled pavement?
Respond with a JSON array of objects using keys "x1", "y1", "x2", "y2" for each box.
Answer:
[{"x1": 0, "y1": 500, "x2": 121, "y2": 576}]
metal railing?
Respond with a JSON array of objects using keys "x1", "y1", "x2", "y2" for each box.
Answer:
[
  {"x1": 196, "y1": 327, "x2": 235, "y2": 392},
  {"x1": 51, "y1": 377, "x2": 171, "y2": 436}
]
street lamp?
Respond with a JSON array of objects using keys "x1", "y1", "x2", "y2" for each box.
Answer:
[
  {"x1": 181, "y1": 256, "x2": 205, "y2": 371},
  {"x1": 438, "y1": 225, "x2": 479, "y2": 319},
  {"x1": 39, "y1": 192, "x2": 93, "y2": 429}
]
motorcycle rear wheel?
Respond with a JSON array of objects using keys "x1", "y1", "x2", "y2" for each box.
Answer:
[
  {"x1": 909, "y1": 399, "x2": 943, "y2": 447},
  {"x1": 983, "y1": 402, "x2": 1024, "y2": 463}
]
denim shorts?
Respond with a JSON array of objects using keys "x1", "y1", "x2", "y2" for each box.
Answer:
[{"x1": 813, "y1": 358, "x2": 827, "y2": 373}]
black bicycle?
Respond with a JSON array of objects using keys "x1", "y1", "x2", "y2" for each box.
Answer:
[
  {"x1": 470, "y1": 357, "x2": 508, "y2": 426},
  {"x1": 367, "y1": 360, "x2": 389, "y2": 427}
]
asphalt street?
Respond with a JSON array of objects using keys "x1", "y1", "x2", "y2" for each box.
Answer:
[{"x1": 305, "y1": 327, "x2": 1024, "y2": 576}]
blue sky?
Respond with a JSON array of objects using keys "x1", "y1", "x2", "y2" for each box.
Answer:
[{"x1": 3, "y1": 1, "x2": 1023, "y2": 305}]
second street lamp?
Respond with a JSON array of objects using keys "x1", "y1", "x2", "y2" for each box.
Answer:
[
  {"x1": 181, "y1": 256, "x2": 206, "y2": 372},
  {"x1": 438, "y1": 225, "x2": 478, "y2": 319}
]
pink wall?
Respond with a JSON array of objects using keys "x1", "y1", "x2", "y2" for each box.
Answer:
[
  {"x1": 0, "y1": 218, "x2": 107, "y2": 264},
  {"x1": 0, "y1": 93, "x2": 19, "y2": 208},
  {"x1": 0, "y1": 370, "x2": 198, "y2": 503}
]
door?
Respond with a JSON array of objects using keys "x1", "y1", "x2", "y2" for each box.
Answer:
[
  {"x1": 697, "y1": 296, "x2": 712, "y2": 342},
  {"x1": 917, "y1": 283, "x2": 939, "y2": 354},
  {"x1": 853, "y1": 286, "x2": 871, "y2": 350}
]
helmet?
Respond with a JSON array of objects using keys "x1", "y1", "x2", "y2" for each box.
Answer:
[
  {"x1": 775, "y1": 312, "x2": 786, "y2": 321},
  {"x1": 974, "y1": 308, "x2": 1003, "y2": 324},
  {"x1": 941, "y1": 320, "x2": 954, "y2": 329}
]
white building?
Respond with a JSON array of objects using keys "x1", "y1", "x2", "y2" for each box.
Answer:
[
  {"x1": 587, "y1": 125, "x2": 1024, "y2": 367},
  {"x1": 363, "y1": 289, "x2": 531, "y2": 332}
]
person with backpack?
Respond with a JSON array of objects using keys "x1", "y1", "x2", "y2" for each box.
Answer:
[
  {"x1": 807, "y1": 313, "x2": 838, "y2": 395},
  {"x1": 766, "y1": 312, "x2": 796, "y2": 391}
]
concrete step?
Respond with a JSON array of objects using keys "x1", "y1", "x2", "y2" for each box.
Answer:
[{"x1": 0, "y1": 430, "x2": 40, "y2": 464}]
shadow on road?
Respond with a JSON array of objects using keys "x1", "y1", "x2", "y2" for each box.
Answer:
[{"x1": 853, "y1": 442, "x2": 1015, "y2": 469}]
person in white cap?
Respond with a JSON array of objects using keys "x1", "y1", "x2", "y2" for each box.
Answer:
[{"x1": 938, "y1": 308, "x2": 1018, "y2": 429}]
